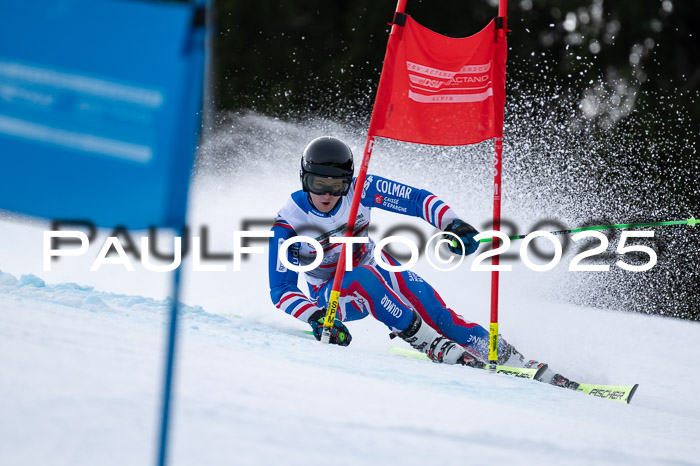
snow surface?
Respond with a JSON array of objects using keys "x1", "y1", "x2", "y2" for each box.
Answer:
[
  {"x1": 2, "y1": 114, "x2": 700, "y2": 465},
  {"x1": 2, "y1": 266, "x2": 700, "y2": 466}
]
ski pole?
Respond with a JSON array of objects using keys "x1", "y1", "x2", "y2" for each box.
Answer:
[{"x1": 476, "y1": 216, "x2": 698, "y2": 243}]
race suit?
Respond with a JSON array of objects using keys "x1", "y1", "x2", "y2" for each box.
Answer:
[{"x1": 268, "y1": 174, "x2": 490, "y2": 359}]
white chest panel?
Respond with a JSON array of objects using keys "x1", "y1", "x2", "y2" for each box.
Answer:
[{"x1": 278, "y1": 189, "x2": 376, "y2": 287}]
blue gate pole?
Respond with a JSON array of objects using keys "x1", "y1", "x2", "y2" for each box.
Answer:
[
  {"x1": 156, "y1": 2, "x2": 209, "y2": 464},
  {"x1": 157, "y1": 229, "x2": 185, "y2": 466}
]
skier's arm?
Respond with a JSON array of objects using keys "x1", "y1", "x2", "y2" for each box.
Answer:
[
  {"x1": 358, "y1": 174, "x2": 459, "y2": 229},
  {"x1": 358, "y1": 175, "x2": 480, "y2": 255},
  {"x1": 268, "y1": 218, "x2": 323, "y2": 323}
]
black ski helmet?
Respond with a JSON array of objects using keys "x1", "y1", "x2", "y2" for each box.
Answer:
[{"x1": 300, "y1": 137, "x2": 354, "y2": 195}]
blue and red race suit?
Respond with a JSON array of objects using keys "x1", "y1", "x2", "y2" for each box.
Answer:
[{"x1": 268, "y1": 174, "x2": 490, "y2": 359}]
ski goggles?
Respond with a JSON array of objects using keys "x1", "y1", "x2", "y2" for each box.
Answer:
[{"x1": 303, "y1": 173, "x2": 351, "y2": 196}]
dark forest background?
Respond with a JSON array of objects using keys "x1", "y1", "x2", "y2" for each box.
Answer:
[
  {"x1": 200, "y1": 0, "x2": 699, "y2": 320},
  {"x1": 209, "y1": 0, "x2": 698, "y2": 207},
  {"x1": 211, "y1": 0, "x2": 699, "y2": 120}
]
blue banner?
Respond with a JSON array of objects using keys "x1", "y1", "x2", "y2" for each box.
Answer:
[{"x1": 0, "y1": 0, "x2": 206, "y2": 228}]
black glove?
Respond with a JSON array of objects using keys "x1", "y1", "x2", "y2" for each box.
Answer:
[
  {"x1": 308, "y1": 309, "x2": 352, "y2": 346},
  {"x1": 443, "y1": 219, "x2": 480, "y2": 256}
]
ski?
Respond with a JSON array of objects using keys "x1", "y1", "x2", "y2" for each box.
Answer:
[
  {"x1": 387, "y1": 345, "x2": 547, "y2": 380},
  {"x1": 388, "y1": 345, "x2": 639, "y2": 403},
  {"x1": 575, "y1": 383, "x2": 639, "y2": 404}
]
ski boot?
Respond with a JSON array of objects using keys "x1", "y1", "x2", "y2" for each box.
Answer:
[
  {"x1": 549, "y1": 373, "x2": 580, "y2": 390},
  {"x1": 397, "y1": 312, "x2": 485, "y2": 368},
  {"x1": 498, "y1": 338, "x2": 578, "y2": 389},
  {"x1": 497, "y1": 337, "x2": 547, "y2": 372}
]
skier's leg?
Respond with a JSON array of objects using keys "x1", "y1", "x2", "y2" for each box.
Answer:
[
  {"x1": 311, "y1": 265, "x2": 413, "y2": 329},
  {"x1": 312, "y1": 265, "x2": 479, "y2": 365},
  {"x1": 374, "y1": 254, "x2": 578, "y2": 385},
  {"x1": 374, "y1": 252, "x2": 576, "y2": 380},
  {"x1": 376, "y1": 252, "x2": 490, "y2": 361}
]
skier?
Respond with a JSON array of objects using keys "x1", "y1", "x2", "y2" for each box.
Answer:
[{"x1": 268, "y1": 136, "x2": 576, "y2": 388}]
